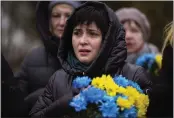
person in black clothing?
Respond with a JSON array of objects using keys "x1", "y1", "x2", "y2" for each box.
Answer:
[
  {"x1": 2, "y1": 54, "x2": 29, "y2": 117},
  {"x1": 1, "y1": 1, "x2": 81, "y2": 117},
  {"x1": 15, "y1": 1, "x2": 80, "y2": 108},
  {"x1": 147, "y1": 22, "x2": 173, "y2": 117},
  {"x1": 30, "y1": 2, "x2": 152, "y2": 117},
  {"x1": 2, "y1": 54, "x2": 19, "y2": 116}
]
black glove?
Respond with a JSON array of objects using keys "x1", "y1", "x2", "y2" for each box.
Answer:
[
  {"x1": 57, "y1": 87, "x2": 80, "y2": 109},
  {"x1": 44, "y1": 87, "x2": 80, "y2": 117}
]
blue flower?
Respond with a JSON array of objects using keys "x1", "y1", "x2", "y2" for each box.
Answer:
[
  {"x1": 99, "y1": 101, "x2": 119, "y2": 118},
  {"x1": 72, "y1": 76, "x2": 91, "y2": 89},
  {"x1": 114, "y1": 75, "x2": 129, "y2": 87},
  {"x1": 136, "y1": 53, "x2": 156, "y2": 69},
  {"x1": 81, "y1": 87, "x2": 105, "y2": 104},
  {"x1": 120, "y1": 107, "x2": 137, "y2": 118},
  {"x1": 69, "y1": 94, "x2": 87, "y2": 112},
  {"x1": 128, "y1": 81, "x2": 143, "y2": 93},
  {"x1": 102, "y1": 95, "x2": 117, "y2": 103},
  {"x1": 113, "y1": 75, "x2": 143, "y2": 93}
]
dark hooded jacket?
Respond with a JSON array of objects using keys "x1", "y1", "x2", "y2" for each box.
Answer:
[
  {"x1": 147, "y1": 42, "x2": 173, "y2": 117},
  {"x1": 14, "y1": 1, "x2": 61, "y2": 114},
  {"x1": 2, "y1": 54, "x2": 27, "y2": 117},
  {"x1": 30, "y1": 2, "x2": 152, "y2": 117}
]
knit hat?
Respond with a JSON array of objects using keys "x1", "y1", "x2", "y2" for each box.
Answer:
[
  {"x1": 115, "y1": 7, "x2": 150, "y2": 41},
  {"x1": 48, "y1": 1, "x2": 81, "y2": 11}
]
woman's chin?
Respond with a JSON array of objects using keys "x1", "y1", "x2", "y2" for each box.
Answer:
[{"x1": 79, "y1": 59, "x2": 91, "y2": 65}]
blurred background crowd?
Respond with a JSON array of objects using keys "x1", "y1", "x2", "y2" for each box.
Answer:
[{"x1": 1, "y1": 1, "x2": 173, "y2": 72}]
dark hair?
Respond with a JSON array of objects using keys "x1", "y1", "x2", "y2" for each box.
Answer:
[{"x1": 71, "y1": 6, "x2": 109, "y2": 37}]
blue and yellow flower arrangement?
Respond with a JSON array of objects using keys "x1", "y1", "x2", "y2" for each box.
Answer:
[
  {"x1": 136, "y1": 53, "x2": 162, "y2": 75},
  {"x1": 70, "y1": 74, "x2": 149, "y2": 118}
]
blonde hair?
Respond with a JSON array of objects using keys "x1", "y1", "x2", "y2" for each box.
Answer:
[{"x1": 162, "y1": 22, "x2": 173, "y2": 53}]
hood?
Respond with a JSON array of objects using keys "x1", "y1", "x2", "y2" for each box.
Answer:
[
  {"x1": 36, "y1": 1, "x2": 81, "y2": 56},
  {"x1": 36, "y1": 1, "x2": 58, "y2": 56},
  {"x1": 58, "y1": 1, "x2": 127, "y2": 77}
]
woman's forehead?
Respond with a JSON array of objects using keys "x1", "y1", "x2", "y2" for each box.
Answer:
[
  {"x1": 123, "y1": 20, "x2": 141, "y2": 30},
  {"x1": 74, "y1": 22, "x2": 100, "y2": 30},
  {"x1": 51, "y1": 4, "x2": 74, "y2": 13}
]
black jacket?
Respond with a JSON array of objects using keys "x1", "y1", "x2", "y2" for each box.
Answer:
[
  {"x1": 147, "y1": 43, "x2": 173, "y2": 117},
  {"x1": 14, "y1": 1, "x2": 61, "y2": 114},
  {"x1": 2, "y1": 54, "x2": 23, "y2": 117},
  {"x1": 30, "y1": 2, "x2": 152, "y2": 117}
]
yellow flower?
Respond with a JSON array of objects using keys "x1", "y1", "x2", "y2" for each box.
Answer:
[
  {"x1": 155, "y1": 54, "x2": 162, "y2": 69},
  {"x1": 105, "y1": 81, "x2": 119, "y2": 96},
  {"x1": 104, "y1": 75, "x2": 120, "y2": 96},
  {"x1": 155, "y1": 54, "x2": 162, "y2": 67},
  {"x1": 105, "y1": 85, "x2": 118, "y2": 96},
  {"x1": 91, "y1": 77, "x2": 105, "y2": 90},
  {"x1": 136, "y1": 94, "x2": 149, "y2": 117},
  {"x1": 105, "y1": 75, "x2": 114, "y2": 84},
  {"x1": 124, "y1": 86, "x2": 140, "y2": 104},
  {"x1": 117, "y1": 97, "x2": 133, "y2": 109},
  {"x1": 117, "y1": 86, "x2": 126, "y2": 94}
]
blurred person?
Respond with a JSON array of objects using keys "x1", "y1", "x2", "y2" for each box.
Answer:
[
  {"x1": 29, "y1": 1, "x2": 152, "y2": 117},
  {"x1": 147, "y1": 22, "x2": 173, "y2": 117},
  {"x1": 115, "y1": 7, "x2": 159, "y2": 64},
  {"x1": 1, "y1": 1, "x2": 81, "y2": 117},
  {"x1": 2, "y1": 54, "x2": 28, "y2": 117}
]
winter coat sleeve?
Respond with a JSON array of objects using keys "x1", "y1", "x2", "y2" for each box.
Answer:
[
  {"x1": 24, "y1": 88, "x2": 45, "y2": 108},
  {"x1": 29, "y1": 73, "x2": 74, "y2": 117},
  {"x1": 123, "y1": 63, "x2": 153, "y2": 95},
  {"x1": 133, "y1": 66, "x2": 153, "y2": 95}
]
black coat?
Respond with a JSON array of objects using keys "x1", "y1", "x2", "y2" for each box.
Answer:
[
  {"x1": 147, "y1": 43, "x2": 173, "y2": 117},
  {"x1": 30, "y1": 1, "x2": 152, "y2": 117},
  {"x1": 2, "y1": 54, "x2": 28, "y2": 117},
  {"x1": 14, "y1": 1, "x2": 61, "y2": 115}
]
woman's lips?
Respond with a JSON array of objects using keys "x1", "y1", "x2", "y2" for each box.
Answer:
[
  {"x1": 126, "y1": 43, "x2": 133, "y2": 48},
  {"x1": 79, "y1": 49, "x2": 91, "y2": 56}
]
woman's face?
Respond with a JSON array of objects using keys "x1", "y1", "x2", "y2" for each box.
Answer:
[
  {"x1": 72, "y1": 22, "x2": 102, "y2": 64},
  {"x1": 49, "y1": 4, "x2": 73, "y2": 38},
  {"x1": 123, "y1": 20, "x2": 144, "y2": 53}
]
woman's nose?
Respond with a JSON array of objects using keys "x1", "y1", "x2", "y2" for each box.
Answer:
[
  {"x1": 79, "y1": 34, "x2": 88, "y2": 45},
  {"x1": 59, "y1": 16, "x2": 66, "y2": 26}
]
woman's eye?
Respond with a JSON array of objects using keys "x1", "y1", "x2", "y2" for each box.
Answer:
[
  {"x1": 73, "y1": 31, "x2": 80, "y2": 36},
  {"x1": 52, "y1": 14, "x2": 60, "y2": 18},
  {"x1": 89, "y1": 32, "x2": 98, "y2": 36}
]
